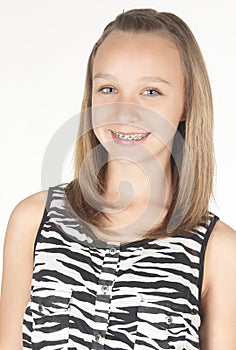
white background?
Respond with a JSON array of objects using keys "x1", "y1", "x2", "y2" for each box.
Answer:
[{"x1": 0, "y1": 0, "x2": 236, "y2": 286}]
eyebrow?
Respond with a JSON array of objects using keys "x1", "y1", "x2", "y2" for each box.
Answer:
[{"x1": 93, "y1": 73, "x2": 170, "y2": 85}]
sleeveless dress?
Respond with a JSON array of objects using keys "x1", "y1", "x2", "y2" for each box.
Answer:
[{"x1": 22, "y1": 183, "x2": 219, "y2": 350}]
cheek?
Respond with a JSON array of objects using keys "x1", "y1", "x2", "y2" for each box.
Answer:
[
  {"x1": 171, "y1": 90, "x2": 185, "y2": 122},
  {"x1": 93, "y1": 126, "x2": 110, "y2": 144},
  {"x1": 159, "y1": 92, "x2": 184, "y2": 127},
  {"x1": 91, "y1": 94, "x2": 97, "y2": 107},
  {"x1": 93, "y1": 126, "x2": 101, "y2": 142},
  {"x1": 92, "y1": 88, "x2": 105, "y2": 107}
]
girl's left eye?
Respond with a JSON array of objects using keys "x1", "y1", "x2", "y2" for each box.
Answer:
[{"x1": 142, "y1": 89, "x2": 161, "y2": 96}]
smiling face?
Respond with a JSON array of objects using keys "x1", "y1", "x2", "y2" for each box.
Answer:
[{"x1": 91, "y1": 31, "x2": 185, "y2": 161}]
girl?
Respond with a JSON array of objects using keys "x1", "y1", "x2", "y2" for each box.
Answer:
[{"x1": 0, "y1": 8, "x2": 236, "y2": 350}]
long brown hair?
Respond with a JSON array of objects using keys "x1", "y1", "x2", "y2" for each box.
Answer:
[{"x1": 65, "y1": 8, "x2": 216, "y2": 238}]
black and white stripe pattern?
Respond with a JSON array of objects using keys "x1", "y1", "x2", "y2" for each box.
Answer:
[{"x1": 22, "y1": 183, "x2": 219, "y2": 349}]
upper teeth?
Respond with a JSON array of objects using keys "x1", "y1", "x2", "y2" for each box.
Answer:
[{"x1": 113, "y1": 131, "x2": 149, "y2": 140}]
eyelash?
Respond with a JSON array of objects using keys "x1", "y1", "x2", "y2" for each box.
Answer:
[
  {"x1": 97, "y1": 86, "x2": 162, "y2": 97},
  {"x1": 143, "y1": 88, "x2": 162, "y2": 96},
  {"x1": 99, "y1": 86, "x2": 118, "y2": 94}
]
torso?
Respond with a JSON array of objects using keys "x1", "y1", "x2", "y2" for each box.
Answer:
[
  {"x1": 30, "y1": 188, "x2": 218, "y2": 306},
  {"x1": 23, "y1": 183, "x2": 221, "y2": 350}
]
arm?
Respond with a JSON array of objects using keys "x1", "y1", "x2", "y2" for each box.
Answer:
[
  {"x1": 200, "y1": 220, "x2": 236, "y2": 349},
  {"x1": 0, "y1": 190, "x2": 47, "y2": 349}
]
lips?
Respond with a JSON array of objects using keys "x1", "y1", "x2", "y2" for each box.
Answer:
[{"x1": 109, "y1": 129, "x2": 150, "y2": 145}]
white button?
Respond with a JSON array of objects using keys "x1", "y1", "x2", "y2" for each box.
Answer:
[
  {"x1": 165, "y1": 316, "x2": 173, "y2": 325},
  {"x1": 109, "y1": 247, "x2": 117, "y2": 255},
  {"x1": 95, "y1": 332, "x2": 102, "y2": 342},
  {"x1": 101, "y1": 284, "x2": 109, "y2": 293}
]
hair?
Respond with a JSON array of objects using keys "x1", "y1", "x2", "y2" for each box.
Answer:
[{"x1": 64, "y1": 8, "x2": 216, "y2": 238}]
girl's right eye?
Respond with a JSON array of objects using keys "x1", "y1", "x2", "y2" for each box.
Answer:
[{"x1": 98, "y1": 86, "x2": 118, "y2": 94}]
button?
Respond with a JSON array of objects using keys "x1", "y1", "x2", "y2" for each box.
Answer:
[
  {"x1": 165, "y1": 316, "x2": 173, "y2": 325},
  {"x1": 191, "y1": 309, "x2": 198, "y2": 315},
  {"x1": 38, "y1": 303, "x2": 44, "y2": 312},
  {"x1": 109, "y1": 247, "x2": 117, "y2": 255},
  {"x1": 101, "y1": 284, "x2": 109, "y2": 293},
  {"x1": 95, "y1": 332, "x2": 102, "y2": 342}
]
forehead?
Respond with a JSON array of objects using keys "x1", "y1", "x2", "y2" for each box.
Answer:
[{"x1": 93, "y1": 31, "x2": 183, "y2": 84}]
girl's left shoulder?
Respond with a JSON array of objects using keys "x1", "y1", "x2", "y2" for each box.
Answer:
[
  {"x1": 206, "y1": 219, "x2": 236, "y2": 267},
  {"x1": 203, "y1": 218, "x2": 236, "y2": 295},
  {"x1": 200, "y1": 220, "x2": 236, "y2": 346},
  {"x1": 210, "y1": 218, "x2": 236, "y2": 248}
]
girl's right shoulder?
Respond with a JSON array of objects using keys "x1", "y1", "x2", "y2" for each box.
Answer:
[
  {"x1": 13, "y1": 189, "x2": 48, "y2": 215},
  {"x1": 0, "y1": 189, "x2": 49, "y2": 348},
  {"x1": 10, "y1": 190, "x2": 48, "y2": 243}
]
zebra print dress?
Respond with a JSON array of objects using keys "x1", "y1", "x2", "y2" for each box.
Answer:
[{"x1": 22, "y1": 183, "x2": 219, "y2": 350}]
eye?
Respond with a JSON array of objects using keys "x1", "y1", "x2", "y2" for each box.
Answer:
[
  {"x1": 142, "y1": 88, "x2": 161, "y2": 97},
  {"x1": 98, "y1": 86, "x2": 118, "y2": 94}
]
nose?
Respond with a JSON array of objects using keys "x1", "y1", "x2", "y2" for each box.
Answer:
[
  {"x1": 92, "y1": 102, "x2": 149, "y2": 134},
  {"x1": 114, "y1": 102, "x2": 141, "y2": 124}
]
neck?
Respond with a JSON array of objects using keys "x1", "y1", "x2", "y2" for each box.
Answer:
[
  {"x1": 90, "y1": 151, "x2": 173, "y2": 242},
  {"x1": 103, "y1": 152, "x2": 173, "y2": 212}
]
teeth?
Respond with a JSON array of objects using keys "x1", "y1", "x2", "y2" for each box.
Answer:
[{"x1": 113, "y1": 132, "x2": 149, "y2": 140}]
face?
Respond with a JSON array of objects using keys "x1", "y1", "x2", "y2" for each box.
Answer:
[{"x1": 91, "y1": 31, "x2": 185, "y2": 162}]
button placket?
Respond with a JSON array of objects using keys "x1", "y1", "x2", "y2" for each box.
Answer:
[{"x1": 92, "y1": 244, "x2": 120, "y2": 348}]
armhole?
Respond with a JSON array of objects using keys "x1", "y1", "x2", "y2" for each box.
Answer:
[
  {"x1": 33, "y1": 186, "x2": 54, "y2": 257},
  {"x1": 198, "y1": 213, "x2": 220, "y2": 319}
]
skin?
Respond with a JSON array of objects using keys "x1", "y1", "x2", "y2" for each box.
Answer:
[
  {"x1": 0, "y1": 31, "x2": 235, "y2": 350},
  {"x1": 92, "y1": 31, "x2": 185, "y2": 241}
]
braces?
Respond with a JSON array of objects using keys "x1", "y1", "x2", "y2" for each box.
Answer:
[{"x1": 114, "y1": 132, "x2": 149, "y2": 140}]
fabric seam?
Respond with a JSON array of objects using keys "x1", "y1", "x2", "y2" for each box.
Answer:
[
  {"x1": 198, "y1": 213, "x2": 220, "y2": 320},
  {"x1": 33, "y1": 186, "x2": 54, "y2": 258}
]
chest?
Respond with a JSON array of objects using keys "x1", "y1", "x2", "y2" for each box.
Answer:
[{"x1": 25, "y1": 232, "x2": 202, "y2": 350}]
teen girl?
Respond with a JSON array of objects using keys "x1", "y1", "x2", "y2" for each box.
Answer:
[{"x1": 0, "y1": 8, "x2": 236, "y2": 350}]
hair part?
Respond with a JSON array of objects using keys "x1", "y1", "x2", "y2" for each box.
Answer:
[{"x1": 65, "y1": 8, "x2": 216, "y2": 238}]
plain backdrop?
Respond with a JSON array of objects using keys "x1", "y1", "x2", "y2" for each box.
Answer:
[{"x1": 0, "y1": 0, "x2": 236, "y2": 286}]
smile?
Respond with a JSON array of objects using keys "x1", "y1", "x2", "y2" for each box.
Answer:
[{"x1": 110, "y1": 130, "x2": 150, "y2": 141}]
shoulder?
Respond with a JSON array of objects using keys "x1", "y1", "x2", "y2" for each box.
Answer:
[
  {"x1": 9, "y1": 189, "x2": 48, "y2": 226},
  {"x1": 200, "y1": 220, "x2": 236, "y2": 345},
  {"x1": 202, "y1": 218, "x2": 236, "y2": 296},
  {"x1": 0, "y1": 190, "x2": 49, "y2": 347},
  {"x1": 207, "y1": 219, "x2": 236, "y2": 258},
  {"x1": 5, "y1": 189, "x2": 49, "y2": 255},
  {"x1": 12, "y1": 189, "x2": 48, "y2": 213},
  {"x1": 212, "y1": 218, "x2": 236, "y2": 236}
]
